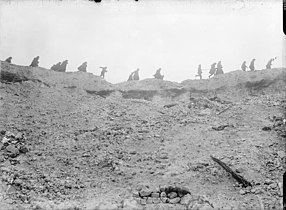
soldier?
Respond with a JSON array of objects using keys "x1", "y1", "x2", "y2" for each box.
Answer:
[
  {"x1": 133, "y1": 68, "x2": 140, "y2": 80},
  {"x1": 209, "y1": 63, "x2": 216, "y2": 78},
  {"x1": 196, "y1": 64, "x2": 202, "y2": 79},
  {"x1": 51, "y1": 62, "x2": 61, "y2": 71},
  {"x1": 241, "y1": 61, "x2": 247, "y2": 71},
  {"x1": 78, "y1": 62, "x2": 87, "y2": 72},
  {"x1": 50, "y1": 64, "x2": 56, "y2": 70},
  {"x1": 215, "y1": 61, "x2": 224, "y2": 75},
  {"x1": 266, "y1": 58, "x2": 274, "y2": 69},
  {"x1": 249, "y1": 59, "x2": 255, "y2": 71},
  {"x1": 59, "y1": 60, "x2": 68, "y2": 72},
  {"x1": 100, "y1": 67, "x2": 107, "y2": 78},
  {"x1": 153, "y1": 68, "x2": 164, "y2": 80},
  {"x1": 4, "y1": 57, "x2": 12, "y2": 63},
  {"x1": 29, "y1": 56, "x2": 40, "y2": 67},
  {"x1": 127, "y1": 72, "x2": 134, "y2": 81}
]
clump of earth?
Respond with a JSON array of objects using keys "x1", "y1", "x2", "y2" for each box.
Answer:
[{"x1": 0, "y1": 61, "x2": 285, "y2": 209}]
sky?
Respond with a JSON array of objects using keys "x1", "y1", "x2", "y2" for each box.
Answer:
[{"x1": 0, "y1": 0, "x2": 285, "y2": 83}]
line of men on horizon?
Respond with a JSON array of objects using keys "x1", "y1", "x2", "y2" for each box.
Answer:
[
  {"x1": 4, "y1": 56, "x2": 109, "y2": 79},
  {"x1": 4, "y1": 56, "x2": 278, "y2": 81},
  {"x1": 196, "y1": 57, "x2": 277, "y2": 80}
]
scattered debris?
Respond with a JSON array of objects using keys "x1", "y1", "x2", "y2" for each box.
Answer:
[
  {"x1": 212, "y1": 124, "x2": 233, "y2": 131},
  {"x1": 217, "y1": 104, "x2": 234, "y2": 115},
  {"x1": 0, "y1": 61, "x2": 285, "y2": 209},
  {"x1": 163, "y1": 103, "x2": 177, "y2": 108},
  {"x1": 136, "y1": 185, "x2": 191, "y2": 205},
  {"x1": 1, "y1": 131, "x2": 28, "y2": 159},
  {"x1": 262, "y1": 126, "x2": 272, "y2": 131},
  {"x1": 209, "y1": 96, "x2": 232, "y2": 104}
]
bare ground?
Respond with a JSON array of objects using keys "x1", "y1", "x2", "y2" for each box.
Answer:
[{"x1": 0, "y1": 61, "x2": 285, "y2": 210}]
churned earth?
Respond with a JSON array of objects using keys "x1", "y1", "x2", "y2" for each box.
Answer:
[{"x1": 0, "y1": 61, "x2": 285, "y2": 210}]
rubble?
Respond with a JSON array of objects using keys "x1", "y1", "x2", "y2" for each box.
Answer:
[
  {"x1": 212, "y1": 124, "x2": 233, "y2": 131},
  {"x1": 1, "y1": 131, "x2": 28, "y2": 160},
  {"x1": 134, "y1": 185, "x2": 192, "y2": 207}
]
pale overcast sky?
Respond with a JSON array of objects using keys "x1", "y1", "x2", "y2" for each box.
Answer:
[{"x1": 0, "y1": 0, "x2": 284, "y2": 83}]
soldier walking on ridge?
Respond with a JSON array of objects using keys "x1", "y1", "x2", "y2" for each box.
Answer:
[
  {"x1": 51, "y1": 62, "x2": 62, "y2": 71},
  {"x1": 241, "y1": 61, "x2": 247, "y2": 71},
  {"x1": 127, "y1": 72, "x2": 134, "y2": 81},
  {"x1": 4, "y1": 57, "x2": 12, "y2": 63},
  {"x1": 196, "y1": 64, "x2": 202, "y2": 79},
  {"x1": 58, "y1": 60, "x2": 68, "y2": 72},
  {"x1": 209, "y1": 63, "x2": 216, "y2": 78},
  {"x1": 127, "y1": 68, "x2": 140, "y2": 81},
  {"x1": 100, "y1": 67, "x2": 107, "y2": 78},
  {"x1": 215, "y1": 61, "x2": 224, "y2": 75},
  {"x1": 266, "y1": 58, "x2": 274, "y2": 69},
  {"x1": 78, "y1": 62, "x2": 87, "y2": 72},
  {"x1": 133, "y1": 68, "x2": 140, "y2": 80},
  {"x1": 249, "y1": 59, "x2": 255, "y2": 71},
  {"x1": 30, "y1": 56, "x2": 40, "y2": 67}
]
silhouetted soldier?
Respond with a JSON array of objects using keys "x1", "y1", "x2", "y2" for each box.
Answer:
[
  {"x1": 127, "y1": 72, "x2": 134, "y2": 81},
  {"x1": 153, "y1": 68, "x2": 164, "y2": 80},
  {"x1": 51, "y1": 62, "x2": 61, "y2": 71},
  {"x1": 196, "y1": 64, "x2": 202, "y2": 79},
  {"x1": 100, "y1": 67, "x2": 107, "y2": 78},
  {"x1": 59, "y1": 60, "x2": 68, "y2": 72},
  {"x1": 50, "y1": 64, "x2": 56, "y2": 70},
  {"x1": 266, "y1": 58, "x2": 274, "y2": 69},
  {"x1": 215, "y1": 61, "x2": 224, "y2": 75},
  {"x1": 54, "y1": 62, "x2": 62, "y2": 71},
  {"x1": 133, "y1": 68, "x2": 140, "y2": 80},
  {"x1": 241, "y1": 61, "x2": 247, "y2": 71},
  {"x1": 4, "y1": 57, "x2": 12, "y2": 63},
  {"x1": 249, "y1": 59, "x2": 255, "y2": 71},
  {"x1": 78, "y1": 62, "x2": 87, "y2": 72},
  {"x1": 209, "y1": 63, "x2": 216, "y2": 78},
  {"x1": 30, "y1": 56, "x2": 40, "y2": 67}
]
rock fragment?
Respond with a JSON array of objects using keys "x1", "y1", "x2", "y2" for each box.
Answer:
[
  {"x1": 139, "y1": 188, "x2": 152, "y2": 197},
  {"x1": 5, "y1": 145, "x2": 20, "y2": 158},
  {"x1": 169, "y1": 197, "x2": 180, "y2": 204},
  {"x1": 168, "y1": 192, "x2": 178, "y2": 199},
  {"x1": 151, "y1": 192, "x2": 160, "y2": 198},
  {"x1": 122, "y1": 198, "x2": 140, "y2": 210},
  {"x1": 180, "y1": 194, "x2": 193, "y2": 205}
]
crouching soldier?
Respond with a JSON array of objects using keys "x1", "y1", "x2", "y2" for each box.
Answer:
[
  {"x1": 241, "y1": 61, "x2": 247, "y2": 71},
  {"x1": 153, "y1": 68, "x2": 164, "y2": 80},
  {"x1": 266, "y1": 58, "x2": 274, "y2": 69}
]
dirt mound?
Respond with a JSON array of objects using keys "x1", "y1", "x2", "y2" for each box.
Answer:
[
  {"x1": 0, "y1": 61, "x2": 285, "y2": 210},
  {"x1": 0, "y1": 61, "x2": 114, "y2": 91},
  {"x1": 115, "y1": 69, "x2": 286, "y2": 103},
  {"x1": 2, "y1": 61, "x2": 285, "y2": 101},
  {"x1": 115, "y1": 79, "x2": 183, "y2": 91},
  {"x1": 181, "y1": 68, "x2": 286, "y2": 92}
]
